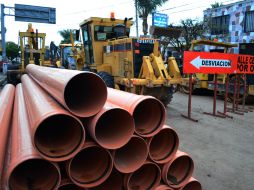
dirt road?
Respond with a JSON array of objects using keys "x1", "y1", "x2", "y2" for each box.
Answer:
[{"x1": 166, "y1": 92, "x2": 254, "y2": 190}]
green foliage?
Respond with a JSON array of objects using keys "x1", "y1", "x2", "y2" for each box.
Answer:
[
  {"x1": 136, "y1": 0, "x2": 168, "y2": 35},
  {"x1": 211, "y1": 2, "x2": 223, "y2": 8},
  {"x1": 58, "y1": 29, "x2": 75, "y2": 44},
  {"x1": 154, "y1": 19, "x2": 205, "y2": 55},
  {"x1": 6, "y1": 41, "x2": 20, "y2": 61},
  {"x1": 180, "y1": 19, "x2": 205, "y2": 50}
]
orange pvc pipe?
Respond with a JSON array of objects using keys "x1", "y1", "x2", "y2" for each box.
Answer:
[
  {"x1": 59, "y1": 178, "x2": 85, "y2": 190},
  {"x1": 155, "y1": 184, "x2": 173, "y2": 190},
  {"x1": 113, "y1": 135, "x2": 148, "y2": 173},
  {"x1": 86, "y1": 102, "x2": 134, "y2": 149},
  {"x1": 124, "y1": 161, "x2": 161, "y2": 190},
  {"x1": 21, "y1": 74, "x2": 85, "y2": 161},
  {"x1": 147, "y1": 125, "x2": 179, "y2": 164},
  {"x1": 88, "y1": 168, "x2": 123, "y2": 190},
  {"x1": 26, "y1": 64, "x2": 107, "y2": 117},
  {"x1": 107, "y1": 88, "x2": 165, "y2": 137},
  {"x1": 0, "y1": 84, "x2": 15, "y2": 183},
  {"x1": 179, "y1": 177, "x2": 202, "y2": 190},
  {"x1": 162, "y1": 150, "x2": 194, "y2": 189},
  {"x1": 6, "y1": 84, "x2": 61, "y2": 190},
  {"x1": 67, "y1": 141, "x2": 113, "y2": 188}
]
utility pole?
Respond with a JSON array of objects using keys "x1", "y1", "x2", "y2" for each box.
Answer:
[
  {"x1": 1, "y1": 4, "x2": 6, "y2": 60},
  {"x1": 135, "y1": 0, "x2": 139, "y2": 37}
]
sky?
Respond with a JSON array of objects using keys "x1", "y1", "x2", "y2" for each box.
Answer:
[{"x1": 0, "y1": 0, "x2": 240, "y2": 46}]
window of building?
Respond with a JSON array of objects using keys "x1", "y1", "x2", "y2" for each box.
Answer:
[
  {"x1": 211, "y1": 15, "x2": 230, "y2": 35},
  {"x1": 245, "y1": 11, "x2": 254, "y2": 32}
]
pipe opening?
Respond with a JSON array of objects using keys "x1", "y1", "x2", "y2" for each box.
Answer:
[
  {"x1": 34, "y1": 114, "x2": 84, "y2": 159},
  {"x1": 128, "y1": 163, "x2": 161, "y2": 190},
  {"x1": 114, "y1": 136, "x2": 148, "y2": 173},
  {"x1": 96, "y1": 108, "x2": 134, "y2": 149},
  {"x1": 89, "y1": 169, "x2": 123, "y2": 190},
  {"x1": 155, "y1": 185, "x2": 172, "y2": 190},
  {"x1": 149, "y1": 128, "x2": 178, "y2": 163},
  {"x1": 9, "y1": 159, "x2": 59, "y2": 190},
  {"x1": 64, "y1": 73, "x2": 107, "y2": 117},
  {"x1": 70, "y1": 146, "x2": 112, "y2": 185},
  {"x1": 166, "y1": 156, "x2": 193, "y2": 186},
  {"x1": 59, "y1": 184, "x2": 84, "y2": 190},
  {"x1": 133, "y1": 98, "x2": 165, "y2": 136},
  {"x1": 182, "y1": 181, "x2": 202, "y2": 190}
]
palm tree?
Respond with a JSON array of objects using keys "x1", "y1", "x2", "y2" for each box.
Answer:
[
  {"x1": 136, "y1": 0, "x2": 168, "y2": 35},
  {"x1": 58, "y1": 29, "x2": 74, "y2": 44}
]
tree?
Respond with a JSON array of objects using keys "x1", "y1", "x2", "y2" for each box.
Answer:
[
  {"x1": 211, "y1": 2, "x2": 223, "y2": 8},
  {"x1": 136, "y1": 0, "x2": 168, "y2": 35},
  {"x1": 152, "y1": 19, "x2": 206, "y2": 56},
  {"x1": 6, "y1": 41, "x2": 20, "y2": 61},
  {"x1": 180, "y1": 19, "x2": 205, "y2": 50},
  {"x1": 58, "y1": 29, "x2": 75, "y2": 44}
]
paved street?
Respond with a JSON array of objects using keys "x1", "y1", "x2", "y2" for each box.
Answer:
[{"x1": 166, "y1": 92, "x2": 254, "y2": 190}]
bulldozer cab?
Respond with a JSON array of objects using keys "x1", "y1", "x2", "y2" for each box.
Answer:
[{"x1": 79, "y1": 17, "x2": 133, "y2": 66}]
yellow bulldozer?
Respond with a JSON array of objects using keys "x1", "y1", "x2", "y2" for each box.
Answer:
[
  {"x1": 7, "y1": 23, "x2": 52, "y2": 84},
  {"x1": 76, "y1": 16, "x2": 182, "y2": 105}
]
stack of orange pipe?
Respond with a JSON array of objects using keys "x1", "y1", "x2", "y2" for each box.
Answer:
[{"x1": 0, "y1": 64, "x2": 202, "y2": 190}]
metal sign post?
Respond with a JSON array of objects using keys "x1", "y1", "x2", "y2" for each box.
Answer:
[
  {"x1": 183, "y1": 51, "x2": 254, "y2": 120},
  {"x1": 217, "y1": 74, "x2": 233, "y2": 118},
  {"x1": 0, "y1": 3, "x2": 56, "y2": 60},
  {"x1": 203, "y1": 74, "x2": 226, "y2": 118},
  {"x1": 181, "y1": 74, "x2": 198, "y2": 122},
  {"x1": 1, "y1": 4, "x2": 6, "y2": 60}
]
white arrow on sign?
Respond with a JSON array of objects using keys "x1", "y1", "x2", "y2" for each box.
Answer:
[{"x1": 190, "y1": 56, "x2": 231, "y2": 69}]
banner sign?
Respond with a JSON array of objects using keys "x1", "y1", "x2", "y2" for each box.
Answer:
[
  {"x1": 183, "y1": 51, "x2": 254, "y2": 74},
  {"x1": 152, "y1": 12, "x2": 168, "y2": 28},
  {"x1": 15, "y1": 4, "x2": 56, "y2": 24}
]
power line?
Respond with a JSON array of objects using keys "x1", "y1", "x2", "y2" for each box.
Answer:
[
  {"x1": 58, "y1": 0, "x2": 239, "y2": 27},
  {"x1": 65, "y1": 0, "x2": 133, "y2": 16}
]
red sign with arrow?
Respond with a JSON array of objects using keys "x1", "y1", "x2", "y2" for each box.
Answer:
[
  {"x1": 184, "y1": 51, "x2": 254, "y2": 74},
  {"x1": 183, "y1": 51, "x2": 237, "y2": 74}
]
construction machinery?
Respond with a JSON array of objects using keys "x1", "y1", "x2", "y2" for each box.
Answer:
[
  {"x1": 7, "y1": 24, "x2": 49, "y2": 84},
  {"x1": 57, "y1": 43, "x2": 84, "y2": 70},
  {"x1": 76, "y1": 16, "x2": 182, "y2": 105},
  {"x1": 180, "y1": 39, "x2": 237, "y2": 94}
]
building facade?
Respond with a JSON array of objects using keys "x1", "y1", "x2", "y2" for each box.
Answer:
[{"x1": 204, "y1": 0, "x2": 254, "y2": 53}]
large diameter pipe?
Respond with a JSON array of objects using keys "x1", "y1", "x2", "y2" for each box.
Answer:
[
  {"x1": 87, "y1": 102, "x2": 134, "y2": 149},
  {"x1": 147, "y1": 125, "x2": 179, "y2": 164},
  {"x1": 88, "y1": 168, "x2": 123, "y2": 190},
  {"x1": 7, "y1": 84, "x2": 61, "y2": 190},
  {"x1": 0, "y1": 84, "x2": 15, "y2": 182},
  {"x1": 179, "y1": 177, "x2": 202, "y2": 190},
  {"x1": 155, "y1": 184, "x2": 173, "y2": 190},
  {"x1": 113, "y1": 135, "x2": 148, "y2": 173},
  {"x1": 124, "y1": 162, "x2": 161, "y2": 190},
  {"x1": 21, "y1": 74, "x2": 85, "y2": 161},
  {"x1": 162, "y1": 151, "x2": 194, "y2": 189},
  {"x1": 26, "y1": 64, "x2": 107, "y2": 117},
  {"x1": 107, "y1": 88, "x2": 165, "y2": 137},
  {"x1": 59, "y1": 178, "x2": 85, "y2": 190},
  {"x1": 67, "y1": 142, "x2": 113, "y2": 188}
]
